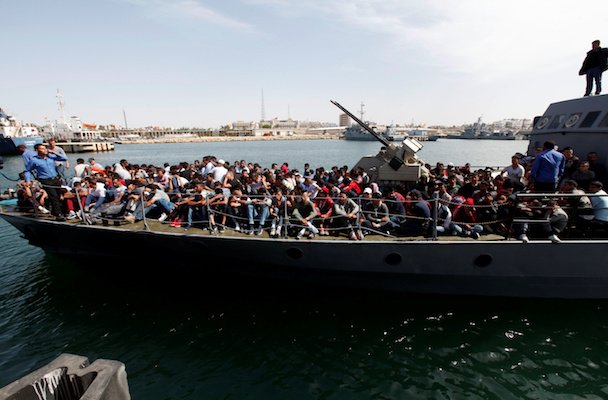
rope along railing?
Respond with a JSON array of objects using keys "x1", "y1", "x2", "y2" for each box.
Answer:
[{"x1": 5, "y1": 184, "x2": 608, "y2": 240}]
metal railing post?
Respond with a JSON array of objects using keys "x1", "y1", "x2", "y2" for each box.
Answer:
[
  {"x1": 283, "y1": 195, "x2": 288, "y2": 239},
  {"x1": 140, "y1": 194, "x2": 150, "y2": 231},
  {"x1": 75, "y1": 188, "x2": 87, "y2": 224},
  {"x1": 357, "y1": 196, "x2": 362, "y2": 234},
  {"x1": 506, "y1": 195, "x2": 519, "y2": 240},
  {"x1": 431, "y1": 193, "x2": 438, "y2": 240},
  {"x1": 206, "y1": 192, "x2": 212, "y2": 230}
]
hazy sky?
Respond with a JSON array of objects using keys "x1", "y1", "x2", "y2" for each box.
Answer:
[{"x1": 3, "y1": 0, "x2": 606, "y2": 128}]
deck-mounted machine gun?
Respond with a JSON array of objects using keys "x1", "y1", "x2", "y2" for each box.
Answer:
[{"x1": 331, "y1": 100, "x2": 429, "y2": 185}]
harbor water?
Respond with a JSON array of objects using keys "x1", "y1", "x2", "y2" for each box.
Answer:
[{"x1": 2, "y1": 139, "x2": 608, "y2": 399}]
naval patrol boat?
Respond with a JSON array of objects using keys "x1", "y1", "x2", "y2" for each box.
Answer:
[{"x1": 1, "y1": 95, "x2": 608, "y2": 298}]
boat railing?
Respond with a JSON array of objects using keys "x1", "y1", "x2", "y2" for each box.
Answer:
[
  {"x1": 2, "y1": 188, "x2": 608, "y2": 241},
  {"x1": 81, "y1": 191, "x2": 523, "y2": 240},
  {"x1": 508, "y1": 191, "x2": 608, "y2": 240}
]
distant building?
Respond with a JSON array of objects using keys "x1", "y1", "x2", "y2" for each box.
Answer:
[
  {"x1": 273, "y1": 118, "x2": 298, "y2": 129},
  {"x1": 233, "y1": 121, "x2": 257, "y2": 130},
  {"x1": 339, "y1": 113, "x2": 350, "y2": 127}
]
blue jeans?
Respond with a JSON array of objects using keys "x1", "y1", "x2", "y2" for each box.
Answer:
[
  {"x1": 187, "y1": 206, "x2": 208, "y2": 225},
  {"x1": 85, "y1": 194, "x2": 106, "y2": 210},
  {"x1": 586, "y1": 66, "x2": 602, "y2": 95},
  {"x1": 55, "y1": 163, "x2": 67, "y2": 184},
  {"x1": 450, "y1": 223, "x2": 482, "y2": 235},
  {"x1": 389, "y1": 215, "x2": 406, "y2": 228},
  {"x1": 247, "y1": 204, "x2": 269, "y2": 226}
]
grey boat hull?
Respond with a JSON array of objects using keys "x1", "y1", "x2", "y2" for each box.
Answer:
[{"x1": 3, "y1": 212, "x2": 608, "y2": 298}]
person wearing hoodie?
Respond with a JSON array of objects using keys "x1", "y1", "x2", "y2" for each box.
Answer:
[{"x1": 450, "y1": 198, "x2": 482, "y2": 239}]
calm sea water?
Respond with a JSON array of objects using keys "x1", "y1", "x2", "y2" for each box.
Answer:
[{"x1": 3, "y1": 139, "x2": 608, "y2": 399}]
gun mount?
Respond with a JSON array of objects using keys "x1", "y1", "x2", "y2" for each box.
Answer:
[{"x1": 332, "y1": 100, "x2": 429, "y2": 185}]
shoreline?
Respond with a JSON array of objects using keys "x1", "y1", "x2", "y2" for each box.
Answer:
[{"x1": 113, "y1": 134, "x2": 341, "y2": 145}]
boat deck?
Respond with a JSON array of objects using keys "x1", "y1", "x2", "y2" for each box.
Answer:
[{"x1": 0, "y1": 204, "x2": 513, "y2": 242}]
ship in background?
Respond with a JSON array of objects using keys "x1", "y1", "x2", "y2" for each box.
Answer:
[
  {"x1": 342, "y1": 102, "x2": 438, "y2": 142},
  {"x1": 343, "y1": 124, "x2": 394, "y2": 141},
  {"x1": 342, "y1": 101, "x2": 393, "y2": 141},
  {"x1": 390, "y1": 127, "x2": 439, "y2": 142},
  {"x1": 41, "y1": 89, "x2": 103, "y2": 141},
  {"x1": 345, "y1": 124, "x2": 439, "y2": 142},
  {"x1": 0, "y1": 108, "x2": 44, "y2": 155},
  {"x1": 446, "y1": 116, "x2": 528, "y2": 140}
]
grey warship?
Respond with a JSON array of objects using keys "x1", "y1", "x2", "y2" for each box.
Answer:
[{"x1": 1, "y1": 95, "x2": 608, "y2": 298}]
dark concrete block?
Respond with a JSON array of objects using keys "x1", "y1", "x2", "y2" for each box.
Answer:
[{"x1": 0, "y1": 353, "x2": 130, "y2": 400}]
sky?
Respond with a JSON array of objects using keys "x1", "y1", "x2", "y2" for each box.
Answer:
[{"x1": 3, "y1": 0, "x2": 607, "y2": 129}]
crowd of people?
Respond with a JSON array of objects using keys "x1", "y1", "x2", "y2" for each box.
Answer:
[{"x1": 13, "y1": 140, "x2": 608, "y2": 241}]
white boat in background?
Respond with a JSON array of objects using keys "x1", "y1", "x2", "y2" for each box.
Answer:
[{"x1": 41, "y1": 90, "x2": 104, "y2": 141}]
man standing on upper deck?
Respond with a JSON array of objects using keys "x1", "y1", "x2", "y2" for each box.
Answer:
[
  {"x1": 579, "y1": 40, "x2": 608, "y2": 96},
  {"x1": 529, "y1": 141, "x2": 565, "y2": 193},
  {"x1": 25, "y1": 143, "x2": 68, "y2": 220}
]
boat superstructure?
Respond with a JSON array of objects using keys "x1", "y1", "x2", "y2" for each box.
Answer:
[{"x1": 527, "y1": 94, "x2": 608, "y2": 165}]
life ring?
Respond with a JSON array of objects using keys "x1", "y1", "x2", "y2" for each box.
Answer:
[{"x1": 91, "y1": 166, "x2": 106, "y2": 176}]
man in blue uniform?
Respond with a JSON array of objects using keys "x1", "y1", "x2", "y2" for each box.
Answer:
[
  {"x1": 529, "y1": 141, "x2": 565, "y2": 193},
  {"x1": 25, "y1": 143, "x2": 69, "y2": 220},
  {"x1": 17, "y1": 144, "x2": 37, "y2": 181}
]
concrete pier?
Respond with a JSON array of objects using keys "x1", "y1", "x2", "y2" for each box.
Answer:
[
  {"x1": 53, "y1": 142, "x2": 115, "y2": 153},
  {"x1": 113, "y1": 134, "x2": 341, "y2": 145}
]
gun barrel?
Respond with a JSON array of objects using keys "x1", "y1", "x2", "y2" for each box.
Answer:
[{"x1": 331, "y1": 100, "x2": 392, "y2": 147}]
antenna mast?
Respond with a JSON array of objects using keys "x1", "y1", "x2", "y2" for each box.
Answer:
[
  {"x1": 57, "y1": 89, "x2": 67, "y2": 124},
  {"x1": 359, "y1": 101, "x2": 365, "y2": 122},
  {"x1": 123, "y1": 110, "x2": 128, "y2": 129},
  {"x1": 261, "y1": 89, "x2": 266, "y2": 121}
]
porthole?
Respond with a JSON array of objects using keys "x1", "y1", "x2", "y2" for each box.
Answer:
[
  {"x1": 286, "y1": 247, "x2": 303, "y2": 260},
  {"x1": 384, "y1": 253, "x2": 402, "y2": 266},
  {"x1": 474, "y1": 254, "x2": 493, "y2": 268},
  {"x1": 564, "y1": 114, "x2": 580, "y2": 128},
  {"x1": 535, "y1": 117, "x2": 549, "y2": 129}
]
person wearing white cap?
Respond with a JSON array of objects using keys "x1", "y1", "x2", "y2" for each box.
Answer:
[
  {"x1": 211, "y1": 159, "x2": 228, "y2": 183},
  {"x1": 359, "y1": 187, "x2": 373, "y2": 210}
]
